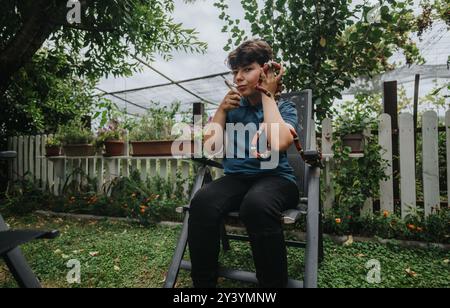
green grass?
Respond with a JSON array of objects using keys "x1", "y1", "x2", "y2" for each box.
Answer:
[{"x1": 1, "y1": 215, "x2": 449, "y2": 288}]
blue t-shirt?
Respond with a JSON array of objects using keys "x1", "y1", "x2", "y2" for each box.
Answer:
[{"x1": 223, "y1": 97, "x2": 299, "y2": 184}]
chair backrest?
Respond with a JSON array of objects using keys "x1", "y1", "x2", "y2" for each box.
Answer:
[{"x1": 280, "y1": 90, "x2": 313, "y2": 197}]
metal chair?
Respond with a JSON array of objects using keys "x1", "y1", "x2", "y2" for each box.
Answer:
[{"x1": 164, "y1": 90, "x2": 323, "y2": 288}]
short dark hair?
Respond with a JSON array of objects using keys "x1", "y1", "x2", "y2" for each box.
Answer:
[{"x1": 226, "y1": 39, "x2": 273, "y2": 70}]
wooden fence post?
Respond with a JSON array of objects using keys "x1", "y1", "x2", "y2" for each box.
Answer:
[
  {"x1": 35, "y1": 135, "x2": 42, "y2": 187},
  {"x1": 11, "y1": 136, "x2": 18, "y2": 181},
  {"x1": 29, "y1": 136, "x2": 34, "y2": 181},
  {"x1": 379, "y1": 114, "x2": 394, "y2": 213},
  {"x1": 18, "y1": 136, "x2": 24, "y2": 179},
  {"x1": 7, "y1": 137, "x2": 13, "y2": 180},
  {"x1": 422, "y1": 111, "x2": 440, "y2": 217},
  {"x1": 41, "y1": 135, "x2": 48, "y2": 189},
  {"x1": 446, "y1": 110, "x2": 450, "y2": 208},
  {"x1": 399, "y1": 113, "x2": 417, "y2": 218},
  {"x1": 321, "y1": 118, "x2": 334, "y2": 211},
  {"x1": 361, "y1": 128, "x2": 373, "y2": 216}
]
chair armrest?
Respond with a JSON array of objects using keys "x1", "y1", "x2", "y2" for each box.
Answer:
[
  {"x1": 175, "y1": 205, "x2": 190, "y2": 214},
  {"x1": 0, "y1": 230, "x2": 59, "y2": 255},
  {"x1": 302, "y1": 150, "x2": 323, "y2": 168},
  {"x1": 303, "y1": 150, "x2": 320, "y2": 161},
  {"x1": 191, "y1": 157, "x2": 224, "y2": 169}
]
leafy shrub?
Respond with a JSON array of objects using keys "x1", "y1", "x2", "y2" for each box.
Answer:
[
  {"x1": 1, "y1": 173, "x2": 51, "y2": 216},
  {"x1": 323, "y1": 207, "x2": 450, "y2": 244}
]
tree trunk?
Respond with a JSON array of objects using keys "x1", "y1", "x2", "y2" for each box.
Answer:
[{"x1": 0, "y1": 0, "x2": 65, "y2": 93}]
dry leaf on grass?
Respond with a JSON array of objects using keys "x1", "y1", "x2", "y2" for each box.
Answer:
[
  {"x1": 405, "y1": 268, "x2": 417, "y2": 277},
  {"x1": 343, "y1": 235, "x2": 354, "y2": 246}
]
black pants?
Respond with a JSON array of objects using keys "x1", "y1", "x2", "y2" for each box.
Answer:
[{"x1": 188, "y1": 173, "x2": 299, "y2": 288}]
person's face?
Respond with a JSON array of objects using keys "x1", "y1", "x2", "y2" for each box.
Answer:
[{"x1": 232, "y1": 61, "x2": 262, "y2": 97}]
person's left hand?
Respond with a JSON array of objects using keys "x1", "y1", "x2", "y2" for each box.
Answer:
[{"x1": 256, "y1": 61, "x2": 285, "y2": 98}]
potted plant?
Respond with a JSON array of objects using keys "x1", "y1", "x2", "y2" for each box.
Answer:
[
  {"x1": 95, "y1": 119, "x2": 127, "y2": 157},
  {"x1": 57, "y1": 120, "x2": 96, "y2": 157},
  {"x1": 333, "y1": 94, "x2": 379, "y2": 153},
  {"x1": 129, "y1": 102, "x2": 197, "y2": 156},
  {"x1": 342, "y1": 133, "x2": 365, "y2": 153},
  {"x1": 45, "y1": 136, "x2": 63, "y2": 157}
]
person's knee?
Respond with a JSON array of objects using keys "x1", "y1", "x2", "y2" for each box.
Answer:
[{"x1": 239, "y1": 193, "x2": 272, "y2": 226}]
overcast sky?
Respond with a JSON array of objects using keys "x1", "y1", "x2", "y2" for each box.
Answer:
[
  {"x1": 97, "y1": 0, "x2": 449, "y2": 115},
  {"x1": 97, "y1": 0, "x2": 250, "y2": 93}
]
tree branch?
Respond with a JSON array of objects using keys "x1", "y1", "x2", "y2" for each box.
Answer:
[
  {"x1": 49, "y1": 20, "x2": 117, "y2": 33},
  {"x1": 0, "y1": 0, "x2": 67, "y2": 92}
]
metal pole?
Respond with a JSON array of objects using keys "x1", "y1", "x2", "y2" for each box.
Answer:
[{"x1": 413, "y1": 74, "x2": 420, "y2": 158}]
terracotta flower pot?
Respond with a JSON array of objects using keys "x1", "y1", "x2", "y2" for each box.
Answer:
[
  {"x1": 130, "y1": 140, "x2": 198, "y2": 157},
  {"x1": 104, "y1": 140, "x2": 125, "y2": 157},
  {"x1": 45, "y1": 145, "x2": 62, "y2": 157},
  {"x1": 342, "y1": 133, "x2": 364, "y2": 153},
  {"x1": 63, "y1": 144, "x2": 96, "y2": 157}
]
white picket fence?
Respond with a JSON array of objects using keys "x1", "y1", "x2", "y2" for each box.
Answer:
[
  {"x1": 321, "y1": 110, "x2": 448, "y2": 218},
  {"x1": 6, "y1": 110, "x2": 448, "y2": 217},
  {"x1": 6, "y1": 134, "x2": 224, "y2": 198}
]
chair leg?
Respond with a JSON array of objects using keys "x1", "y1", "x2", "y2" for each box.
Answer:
[
  {"x1": 2, "y1": 249, "x2": 42, "y2": 288},
  {"x1": 164, "y1": 165, "x2": 211, "y2": 288},
  {"x1": 0, "y1": 215, "x2": 42, "y2": 288},
  {"x1": 220, "y1": 222, "x2": 231, "y2": 252},
  {"x1": 318, "y1": 205, "x2": 324, "y2": 264},
  {"x1": 304, "y1": 166, "x2": 320, "y2": 288},
  {"x1": 317, "y1": 181, "x2": 324, "y2": 264},
  {"x1": 163, "y1": 213, "x2": 189, "y2": 288}
]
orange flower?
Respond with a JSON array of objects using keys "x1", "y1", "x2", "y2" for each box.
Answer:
[
  {"x1": 407, "y1": 224, "x2": 416, "y2": 231},
  {"x1": 335, "y1": 218, "x2": 342, "y2": 224},
  {"x1": 139, "y1": 205, "x2": 148, "y2": 214},
  {"x1": 383, "y1": 210, "x2": 389, "y2": 218},
  {"x1": 87, "y1": 195, "x2": 98, "y2": 205},
  {"x1": 416, "y1": 227, "x2": 423, "y2": 232}
]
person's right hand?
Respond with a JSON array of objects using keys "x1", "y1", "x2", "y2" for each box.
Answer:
[{"x1": 219, "y1": 90, "x2": 241, "y2": 113}]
